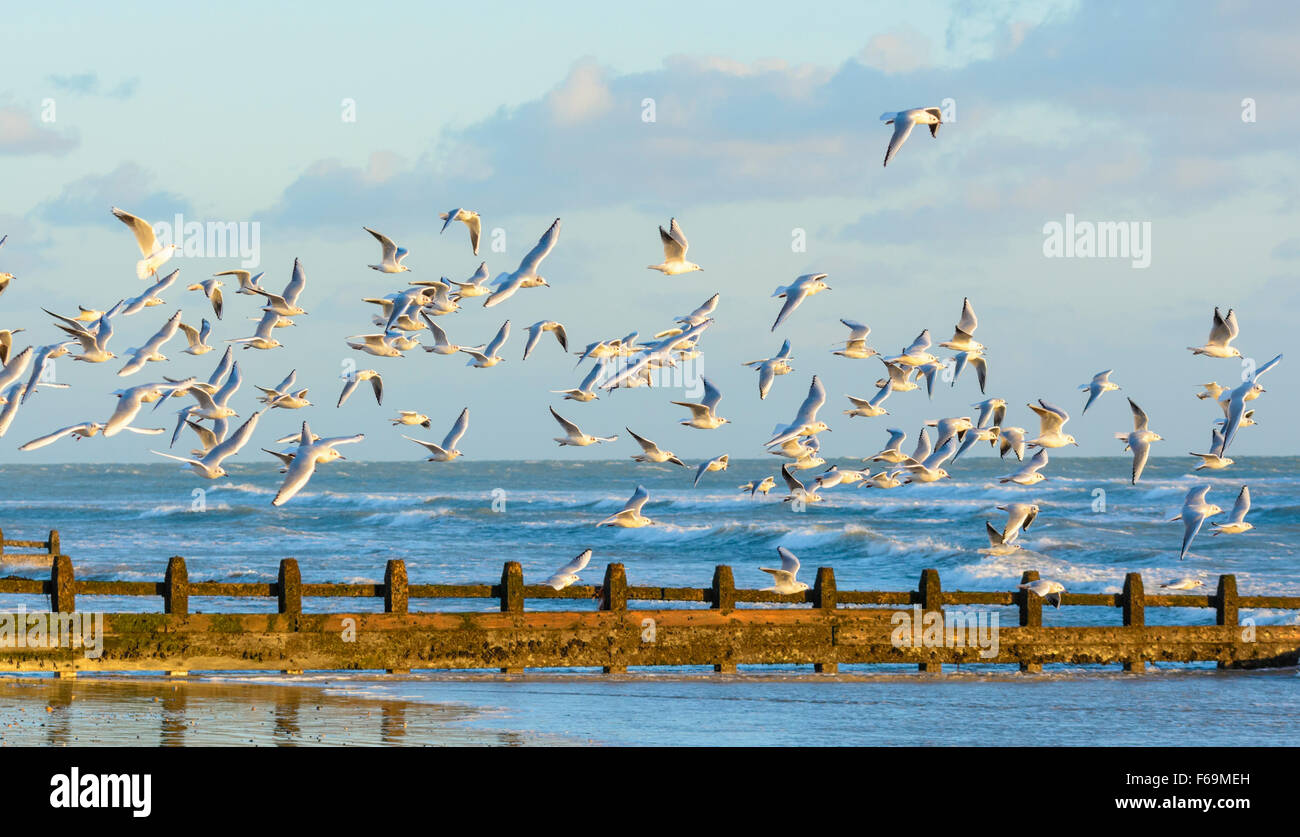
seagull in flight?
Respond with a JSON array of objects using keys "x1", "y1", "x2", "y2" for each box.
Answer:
[
  {"x1": 880, "y1": 107, "x2": 943, "y2": 167},
  {"x1": 647, "y1": 218, "x2": 702, "y2": 275},
  {"x1": 596, "y1": 485, "x2": 654, "y2": 528},
  {"x1": 484, "y1": 218, "x2": 559, "y2": 308},
  {"x1": 111, "y1": 206, "x2": 177, "y2": 279},
  {"x1": 404, "y1": 407, "x2": 469, "y2": 461},
  {"x1": 1210, "y1": 485, "x2": 1254, "y2": 536},
  {"x1": 546, "y1": 549, "x2": 593, "y2": 591},
  {"x1": 770, "y1": 273, "x2": 830, "y2": 332},
  {"x1": 1114, "y1": 398, "x2": 1162, "y2": 484},
  {"x1": 671, "y1": 376, "x2": 729, "y2": 429},
  {"x1": 439, "y1": 209, "x2": 482, "y2": 255},
  {"x1": 550, "y1": 406, "x2": 617, "y2": 446},
  {"x1": 364, "y1": 227, "x2": 412, "y2": 273},
  {"x1": 1188, "y1": 307, "x2": 1241, "y2": 358},
  {"x1": 1080, "y1": 370, "x2": 1120, "y2": 414},
  {"x1": 626, "y1": 428, "x2": 685, "y2": 467},
  {"x1": 743, "y1": 339, "x2": 794, "y2": 400},
  {"x1": 760, "y1": 547, "x2": 809, "y2": 594},
  {"x1": 1170, "y1": 485, "x2": 1223, "y2": 559}
]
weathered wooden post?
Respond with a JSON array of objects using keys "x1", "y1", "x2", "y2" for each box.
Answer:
[
  {"x1": 163, "y1": 556, "x2": 191, "y2": 677},
  {"x1": 499, "y1": 562, "x2": 524, "y2": 673},
  {"x1": 277, "y1": 558, "x2": 302, "y2": 615},
  {"x1": 384, "y1": 559, "x2": 409, "y2": 614},
  {"x1": 47, "y1": 529, "x2": 60, "y2": 557},
  {"x1": 50, "y1": 554, "x2": 76, "y2": 679},
  {"x1": 278, "y1": 558, "x2": 303, "y2": 675},
  {"x1": 1216, "y1": 574, "x2": 1239, "y2": 670},
  {"x1": 0, "y1": 527, "x2": 5, "y2": 561},
  {"x1": 384, "y1": 559, "x2": 411, "y2": 674},
  {"x1": 1121, "y1": 572, "x2": 1146, "y2": 673},
  {"x1": 51, "y1": 554, "x2": 75, "y2": 613},
  {"x1": 600, "y1": 563, "x2": 628, "y2": 674},
  {"x1": 813, "y1": 567, "x2": 838, "y2": 674},
  {"x1": 711, "y1": 565, "x2": 736, "y2": 673},
  {"x1": 917, "y1": 569, "x2": 943, "y2": 673},
  {"x1": 1018, "y1": 570, "x2": 1042, "y2": 673},
  {"x1": 164, "y1": 556, "x2": 189, "y2": 616}
]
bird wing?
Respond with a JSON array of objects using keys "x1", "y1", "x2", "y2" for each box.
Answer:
[
  {"x1": 517, "y1": 218, "x2": 561, "y2": 277},
  {"x1": 442, "y1": 407, "x2": 470, "y2": 450},
  {"x1": 111, "y1": 207, "x2": 158, "y2": 256}
]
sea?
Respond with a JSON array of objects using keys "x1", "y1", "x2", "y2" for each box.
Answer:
[{"x1": 1, "y1": 456, "x2": 1297, "y2": 745}]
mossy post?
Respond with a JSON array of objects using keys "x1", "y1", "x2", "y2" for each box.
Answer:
[
  {"x1": 711, "y1": 565, "x2": 736, "y2": 673},
  {"x1": 601, "y1": 563, "x2": 628, "y2": 673},
  {"x1": 277, "y1": 559, "x2": 302, "y2": 615},
  {"x1": 1121, "y1": 572, "x2": 1146, "y2": 673},
  {"x1": 1216, "y1": 574, "x2": 1239, "y2": 670},
  {"x1": 384, "y1": 560, "x2": 410, "y2": 673},
  {"x1": 164, "y1": 556, "x2": 189, "y2": 616},
  {"x1": 50, "y1": 554, "x2": 75, "y2": 613},
  {"x1": 47, "y1": 529, "x2": 60, "y2": 556},
  {"x1": 813, "y1": 567, "x2": 838, "y2": 673},
  {"x1": 918, "y1": 569, "x2": 943, "y2": 673},
  {"x1": 1018, "y1": 570, "x2": 1042, "y2": 673},
  {"x1": 499, "y1": 562, "x2": 524, "y2": 673},
  {"x1": 384, "y1": 560, "x2": 408, "y2": 614},
  {"x1": 0, "y1": 527, "x2": 5, "y2": 560}
]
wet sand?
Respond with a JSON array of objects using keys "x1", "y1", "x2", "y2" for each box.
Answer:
[{"x1": 0, "y1": 674, "x2": 560, "y2": 746}]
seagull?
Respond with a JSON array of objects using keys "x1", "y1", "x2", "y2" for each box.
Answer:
[
  {"x1": 118, "y1": 310, "x2": 183, "y2": 377},
  {"x1": 596, "y1": 485, "x2": 654, "y2": 528},
  {"x1": 743, "y1": 339, "x2": 794, "y2": 400},
  {"x1": 938, "y1": 297, "x2": 983, "y2": 352},
  {"x1": 672, "y1": 293, "x2": 720, "y2": 329},
  {"x1": 902, "y1": 437, "x2": 956, "y2": 483},
  {"x1": 1114, "y1": 398, "x2": 1162, "y2": 484},
  {"x1": 770, "y1": 273, "x2": 830, "y2": 331},
  {"x1": 111, "y1": 207, "x2": 177, "y2": 279},
  {"x1": 248, "y1": 258, "x2": 308, "y2": 316},
  {"x1": 552, "y1": 363, "x2": 605, "y2": 403},
  {"x1": 884, "y1": 329, "x2": 938, "y2": 368},
  {"x1": 693, "y1": 454, "x2": 729, "y2": 488},
  {"x1": 671, "y1": 376, "x2": 729, "y2": 429},
  {"x1": 780, "y1": 464, "x2": 822, "y2": 505},
  {"x1": 1160, "y1": 578, "x2": 1205, "y2": 591},
  {"x1": 229, "y1": 309, "x2": 283, "y2": 350},
  {"x1": 546, "y1": 549, "x2": 593, "y2": 591},
  {"x1": 271, "y1": 422, "x2": 365, "y2": 505},
  {"x1": 550, "y1": 406, "x2": 616, "y2": 446},
  {"x1": 1210, "y1": 485, "x2": 1253, "y2": 536},
  {"x1": 50, "y1": 306, "x2": 119, "y2": 363},
  {"x1": 647, "y1": 218, "x2": 702, "y2": 275},
  {"x1": 599, "y1": 319, "x2": 713, "y2": 390},
  {"x1": 404, "y1": 407, "x2": 469, "y2": 461},
  {"x1": 447, "y1": 262, "x2": 491, "y2": 300},
  {"x1": 484, "y1": 218, "x2": 560, "y2": 308},
  {"x1": 747, "y1": 476, "x2": 777, "y2": 496},
  {"x1": 814, "y1": 466, "x2": 866, "y2": 490},
  {"x1": 998, "y1": 426, "x2": 1028, "y2": 461},
  {"x1": 0, "y1": 235, "x2": 11, "y2": 298},
  {"x1": 760, "y1": 547, "x2": 809, "y2": 594},
  {"x1": 1190, "y1": 428, "x2": 1234, "y2": 471},
  {"x1": 391, "y1": 410, "x2": 431, "y2": 428},
  {"x1": 461, "y1": 320, "x2": 510, "y2": 367},
  {"x1": 104, "y1": 381, "x2": 183, "y2": 437},
  {"x1": 926, "y1": 416, "x2": 974, "y2": 449},
  {"x1": 1027, "y1": 400, "x2": 1077, "y2": 448},
  {"x1": 20, "y1": 422, "x2": 103, "y2": 451},
  {"x1": 1196, "y1": 382, "x2": 1226, "y2": 401},
  {"x1": 186, "y1": 278, "x2": 224, "y2": 319},
  {"x1": 120, "y1": 270, "x2": 177, "y2": 316},
  {"x1": 213, "y1": 269, "x2": 265, "y2": 296},
  {"x1": 421, "y1": 317, "x2": 463, "y2": 356},
  {"x1": 949, "y1": 350, "x2": 988, "y2": 393},
  {"x1": 0, "y1": 329, "x2": 23, "y2": 365},
  {"x1": 626, "y1": 428, "x2": 685, "y2": 466},
  {"x1": 880, "y1": 107, "x2": 943, "y2": 166},
  {"x1": 1170, "y1": 485, "x2": 1224, "y2": 559},
  {"x1": 769, "y1": 436, "x2": 825, "y2": 471},
  {"x1": 1218, "y1": 353, "x2": 1282, "y2": 456},
  {"x1": 522, "y1": 320, "x2": 568, "y2": 361},
  {"x1": 439, "y1": 209, "x2": 482, "y2": 255},
  {"x1": 1188, "y1": 307, "x2": 1240, "y2": 358},
  {"x1": 1018, "y1": 579, "x2": 1065, "y2": 609},
  {"x1": 864, "y1": 470, "x2": 905, "y2": 489},
  {"x1": 150, "y1": 410, "x2": 265, "y2": 479},
  {"x1": 998, "y1": 448, "x2": 1050, "y2": 485},
  {"x1": 844, "y1": 380, "x2": 893, "y2": 418},
  {"x1": 364, "y1": 227, "x2": 412, "y2": 273},
  {"x1": 1080, "y1": 370, "x2": 1120, "y2": 414},
  {"x1": 997, "y1": 502, "x2": 1040, "y2": 543},
  {"x1": 866, "y1": 428, "x2": 908, "y2": 463},
  {"x1": 875, "y1": 359, "x2": 920, "y2": 393},
  {"x1": 0, "y1": 384, "x2": 23, "y2": 436},
  {"x1": 980, "y1": 522, "x2": 1021, "y2": 556},
  {"x1": 337, "y1": 369, "x2": 383, "y2": 407},
  {"x1": 914, "y1": 358, "x2": 947, "y2": 398},
  {"x1": 766, "y1": 375, "x2": 829, "y2": 447},
  {"x1": 19, "y1": 342, "x2": 73, "y2": 403},
  {"x1": 833, "y1": 319, "x2": 877, "y2": 359},
  {"x1": 179, "y1": 319, "x2": 214, "y2": 356},
  {"x1": 951, "y1": 424, "x2": 1000, "y2": 464}
]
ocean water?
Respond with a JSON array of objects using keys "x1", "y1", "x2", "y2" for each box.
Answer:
[{"x1": 1, "y1": 456, "x2": 1297, "y2": 744}]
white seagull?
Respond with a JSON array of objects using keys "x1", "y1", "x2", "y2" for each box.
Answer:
[
  {"x1": 647, "y1": 218, "x2": 702, "y2": 275},
  {"x1": 596, "y1": 485, "x2": 654, "y2": 528},
  {"x1": 364, "y1": 227, "x2": 412, "y2": 273},
  {"x1": 404, "y1": 407, "x2": 469, "y2": 461},
  {"x1": 439, "y1": 209, "x2": 482, "y2": 255},
  {"x1": 770, "y1": 273, "x2": 830, "y2": 332},
  {"x1": 546, "y1": 549, "x2": 593, "y2": 591},
  {"x1": 760, "y1": 547, "x2": 809, "y2": 594},
  {"x1": 484, "y1": 218, "x2": 559, "y2": 308},
  {"x1": 880, "y1": 107, "x2": 943, "y2": 167},
  {"x1": 1210, "y1": 485, "x2": 1254, "y2": 536},
  {"x1": 111, "y1": 207, "x2": 177, "y2": 279},
  {"x1": 551, "y1": 406, "x2": 617, "y2": 446}
]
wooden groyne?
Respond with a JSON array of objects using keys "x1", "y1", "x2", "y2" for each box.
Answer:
[
  {"x1": 2, "y1": 539, "x2": 1298, "y2": 676},
  {"x1": 0, "y1": 529, "x2": 59, "y2": 567}
]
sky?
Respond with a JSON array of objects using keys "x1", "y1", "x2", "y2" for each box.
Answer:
[{"x1": 1, "y1": 0, "x2": 1297, "y2": 464}]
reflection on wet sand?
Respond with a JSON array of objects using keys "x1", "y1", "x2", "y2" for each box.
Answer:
[{"x1": 0, "y1": 675, "x2": 536, "y2": 746}]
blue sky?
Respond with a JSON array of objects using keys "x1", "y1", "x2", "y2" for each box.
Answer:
[{"x1": 1, "y1": 0, "x2": 1297, "y2": 463}]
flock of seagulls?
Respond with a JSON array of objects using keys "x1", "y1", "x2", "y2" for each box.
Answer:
[{"x1": 0, "y1": 114, "x2": 1284, "y2": 599}]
